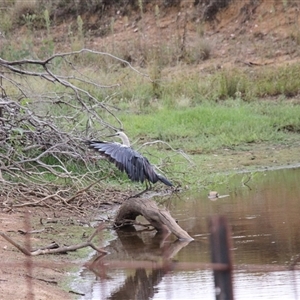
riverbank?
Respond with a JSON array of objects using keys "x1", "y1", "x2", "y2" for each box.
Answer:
[{"x1": 1, "y1": 140, "x2": 300, "y2": 299}]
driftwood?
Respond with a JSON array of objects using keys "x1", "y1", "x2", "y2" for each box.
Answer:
[
  {"x1": 114, "y1": 197, "x2": 194, "y2": 241},
  {"x1": 0, "y1": 224, "x2": 107, "y2": 256}
]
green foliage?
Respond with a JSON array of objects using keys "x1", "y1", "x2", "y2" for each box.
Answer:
[
  {"x1": 11, "y1": 0, "x2": 38, "y2": 24},
  {"x1": 119, "y1": 100, "x2": 300, "y2": 153},
  {"x1": 68, "y1": 15, "x2": 85, "y2": 51},
  {"x1": 0, "y1": 11, "x2": 13, "y2": 34},
  {"x1": 22, "y1": 12, "x2": 36, "y2": 30},
  {"x1": 77, "y1": 15, "x2": 84, "y2": 40},
  {"x1": 44, "y1": 9, "x2": 51, "y2": 36},
  {"x1": 39, "y1": 38, "x2": 55, "y2": 57},
  {"x1": 253, "y1": 64, "x2": 300, "y2": 97},
  {"x1": 0, "y1": 39, "x2": 33, "y2": 60},
  {"x1": 217, "y1": 70, "x2": 247, "y2": 99}
]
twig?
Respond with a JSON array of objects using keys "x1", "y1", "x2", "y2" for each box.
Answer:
[
  {"x1": 64, "y1": 175, "x2": 109, "y2": 203},
  {"x1": 138, "y1": 140, "x2": 194, "y2": 165},
  {"x1": 0, "y1": 231, "x2": 32, "y2": 255},
  {"x1": 0, "y1": 223, "x2": 108, "y2": 256}
]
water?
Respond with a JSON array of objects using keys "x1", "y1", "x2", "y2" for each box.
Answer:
[{"x1": 73, "y1": 167, "x2": 300, "y2": 299}]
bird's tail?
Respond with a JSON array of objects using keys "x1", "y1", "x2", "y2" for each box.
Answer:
[{"x1": 157, "y1": 174, "x2": 173, "y2": 186}]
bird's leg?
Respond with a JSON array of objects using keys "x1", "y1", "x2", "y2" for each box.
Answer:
[
  {"x1": 129, "y1": 189, "x2": 147, "y2": 198},
  {"x1": 129, "y1": 181, "x2": 152, "y2": 199},
  {"x1": 144, "y1": 180, "x2": 153, "y2": 192},
  {"x1": 145, "y1": 180, "x2": 151, "y2": 191}
]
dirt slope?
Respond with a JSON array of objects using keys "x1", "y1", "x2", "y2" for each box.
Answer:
[{"x1": 77, "y1": 0, "x2": 300, "y2": 68}]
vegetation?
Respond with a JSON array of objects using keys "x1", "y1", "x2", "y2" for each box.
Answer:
[{"x1": 0, "y1": 0, "x2": 300, "y2": 201}]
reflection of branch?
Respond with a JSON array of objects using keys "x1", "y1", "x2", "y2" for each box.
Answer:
[
  {"x1": 242, "y1": 173, "x2": 255, "y2": 190},
  {"x1": 87, "y1": 235, "x2": 192, "y2": 300},
  {"x1": 0, "y1": 224, "x2": 107, "y2": 256},
  {"x1": 108, "y1": 268, "x2": 165, "y2": 300},
  {"x1": 163, "y1": 239, "x2": 191, "y2": 260}
]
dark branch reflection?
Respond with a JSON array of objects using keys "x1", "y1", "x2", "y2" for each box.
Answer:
[
  {"x1": 108, "y1": 268, "x2": 165, "y2": 300},
  {"x1": 86, "y1": 227, "x2": 191, "y2": 300}
]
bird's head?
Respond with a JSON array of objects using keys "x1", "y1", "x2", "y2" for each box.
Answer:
[{"x1": 107, "y1": 131, "x2": 130, "y2": 147}]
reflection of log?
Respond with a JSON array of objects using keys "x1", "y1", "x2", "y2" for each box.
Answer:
[
  {"x1": 114, "y1": 197, "x2": 194, "y2": 241},
  {"x1": 108, "y1": 268, "x2": 165, "y2": 300},
  {"x1": 87, "y1": 232, "x2": 192, "y2": 300}
]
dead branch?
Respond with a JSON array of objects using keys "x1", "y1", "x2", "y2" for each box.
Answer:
[
  {"x1": 0, "y1": 49, "x2": 180, "y2": 211},
  {"x1": 0, "y1": 223, "x2": 108, "y2": 256},
  {"x1": 115, "y1": 197, "x2": 194, "y2": 241},
  {"x1": 0, "y1": 50, "x2": 149, "y2": 207},
  {"x1": 0, "y1": 49, "x2": 149, "y2": 80}
]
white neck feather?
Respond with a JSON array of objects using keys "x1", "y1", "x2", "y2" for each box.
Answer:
[{"x1": 116, "y1": 131, "x2": 130, "y2": 147}]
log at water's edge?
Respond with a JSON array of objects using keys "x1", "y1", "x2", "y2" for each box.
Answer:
[{"x1": 114, "y1": 197, "x2": 194, "y2": 241}]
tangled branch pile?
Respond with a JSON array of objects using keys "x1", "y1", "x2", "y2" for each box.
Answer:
[{"x1": 0, "y1": 50, "x2": 142, "y2": 210}]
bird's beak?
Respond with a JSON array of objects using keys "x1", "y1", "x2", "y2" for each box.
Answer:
[{"x1": 106, "y1": 133, "x2": 117, "y2": 138}]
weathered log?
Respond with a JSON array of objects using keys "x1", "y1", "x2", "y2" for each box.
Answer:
[{"x1": 114, "y1": 197, "x2": 194, "y2": 241}]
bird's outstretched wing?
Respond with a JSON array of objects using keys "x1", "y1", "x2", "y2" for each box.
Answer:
[
  {"x1": 89, "y1": 141, "x2": 159, "y2": 183},
  {"x1": 87, "y1": 141, "x2": 169, "y2": 184}
]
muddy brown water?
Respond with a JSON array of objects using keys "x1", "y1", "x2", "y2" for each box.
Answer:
[{"x1": 73, "y1": 167, "x2": 300, "y2": 300}]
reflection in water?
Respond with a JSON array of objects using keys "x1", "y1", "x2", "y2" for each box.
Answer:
[
  {"x1": 107, "y1": 268, "x2": 165, "y2": 300},
  {"x1": 74, "y1": 168, "x2": 300, "y2": 300}
]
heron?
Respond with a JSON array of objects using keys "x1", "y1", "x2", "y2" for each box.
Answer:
[{"x1": 86, "y1": 131, "x2": 173, "y2": 188}]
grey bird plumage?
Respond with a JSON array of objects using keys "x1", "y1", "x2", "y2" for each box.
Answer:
[{"x1": 86, "y1": 131, "x2": 172, "y2": 186}]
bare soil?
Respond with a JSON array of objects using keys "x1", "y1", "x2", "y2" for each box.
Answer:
[
  {"x1": 0, "y1": 210, "x2": 73, "y2": 300},
  {"x1": 1, "y1": 1, "x2": 300, "y2": 298}
]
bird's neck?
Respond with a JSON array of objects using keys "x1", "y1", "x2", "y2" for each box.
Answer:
[
  {"x1": 118, "y1": 134, "x2": 130, "y2": 147},
  {"x1": 122, "y1": 136, "x2": 130, "y2": 147}
]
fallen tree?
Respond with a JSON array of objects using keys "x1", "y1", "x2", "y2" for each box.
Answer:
[{"x1": 114, "y1": 197, "x2": 194, "y2": 241}]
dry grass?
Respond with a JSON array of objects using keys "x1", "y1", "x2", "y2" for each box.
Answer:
[{"x1": 12, "y1": 0, "x2": 37, "y2": 19}]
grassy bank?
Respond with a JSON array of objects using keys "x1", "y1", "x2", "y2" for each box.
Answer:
[
  {"x1": 1, "y1": 1, "x2": 300, "y2": 192},
  {"x1": 119, "y1": 100, "x2": 300, "y2": 150},
  {"x1": 115, "y1": 99, "x2": 300, "y2": 187},
  {"x1": 2, "y1": 54, "x2": 300, "y2": 191}
]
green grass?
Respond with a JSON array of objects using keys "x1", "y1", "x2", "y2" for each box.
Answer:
[{"x1": 118, "y1": 100, "x2": 300, "y2": 152}]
